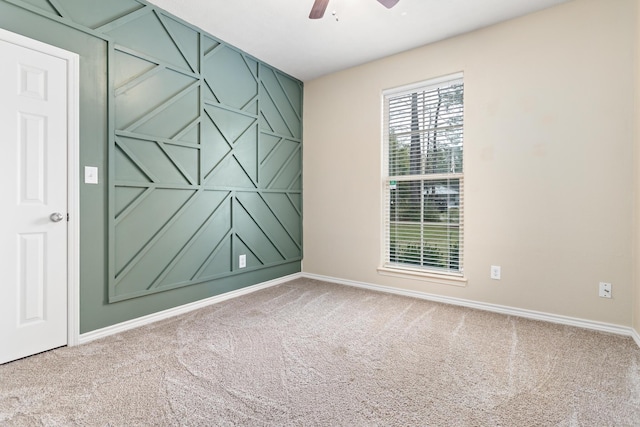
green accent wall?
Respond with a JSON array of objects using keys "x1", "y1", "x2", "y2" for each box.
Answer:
[{"x1": 0, "y1": 0, "x2": 302, "y2": 332}]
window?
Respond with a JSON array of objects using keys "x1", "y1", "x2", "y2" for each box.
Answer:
[{"x1": 382, "y1": 74, "x2": 464, "y2": 277}]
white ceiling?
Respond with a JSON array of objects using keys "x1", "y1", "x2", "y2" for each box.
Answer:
[{"x1": 146, "y1": 0, "x2": 571, "y2": 82}]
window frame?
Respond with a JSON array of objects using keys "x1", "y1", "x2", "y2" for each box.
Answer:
[{"x1": 379, "y1": 73, "x2": 466, "y2": 284}]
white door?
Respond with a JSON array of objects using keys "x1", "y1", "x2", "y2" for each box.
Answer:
[{"x1": 0, "y1": 35, "x2": 70, "y2": 364}]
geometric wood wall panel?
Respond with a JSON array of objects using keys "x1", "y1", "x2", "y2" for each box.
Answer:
[
  {"x1": 102, "y1": 2, "x2": 302, "y2": 301},
  {"x1": 56, "y1": 0, "x2": 144, "y2": 30},
  {"x1": 260, "y1": 135, "x2": 302, "y2": 190},
  {"x1": 15, "y1": 0, "x2": 59, "y2": 16},
  {"x1": 260, "y1": 64, "x2": 302, "y2": 140},
  {"x1": 203, "y1": 45, "x2": 258, "y2": 111},
  {"x1": 10, "y1": 0, "x2": 303, "y2": 303}
]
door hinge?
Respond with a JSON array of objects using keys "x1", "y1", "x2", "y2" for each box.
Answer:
[{"x1": 67, "y1": 213, "x2": 69, "y2": 222}]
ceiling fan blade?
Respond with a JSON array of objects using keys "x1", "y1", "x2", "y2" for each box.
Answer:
[
  {"x1": 309, "y1": 0, "x2": 330, "y2": 19},
  {"x1": 377, "y1": 0, "x2": 399, "y2": 8}
]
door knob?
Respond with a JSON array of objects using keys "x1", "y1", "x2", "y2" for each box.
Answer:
[{"x1": 50, "y1": 212, "x2": 64, "y2": 222}]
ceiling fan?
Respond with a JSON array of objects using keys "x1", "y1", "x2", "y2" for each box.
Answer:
[{"x1": 309, "y1": 0, "x2": 400, "y2": 19}]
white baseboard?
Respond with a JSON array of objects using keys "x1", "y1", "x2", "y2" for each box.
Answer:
[
  {"x1": 77, "y1": 273, "x2": 302, "y2": 345},
  {"x1": 77, "y1": 271, "x2": 639, "y2": 349},
  {"x1": 302, "y1": 273, "x2": 636, "y2": 339},
  {"x1": 632, "y1": 328, "x2": 640, "y2": 348}
]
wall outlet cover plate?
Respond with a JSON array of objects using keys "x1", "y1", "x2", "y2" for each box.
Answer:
[{"x1": 84, "y1": 166, "x2": 98, "y2": 184}]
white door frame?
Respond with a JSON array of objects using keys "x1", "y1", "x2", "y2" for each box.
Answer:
[{"x1": 0, "y1": 28, "x2": 80, "y2": 347}]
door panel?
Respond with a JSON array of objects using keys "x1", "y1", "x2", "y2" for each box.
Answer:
[{"x1": 0, "y1": 37, "x2": 68, "y2": 364}]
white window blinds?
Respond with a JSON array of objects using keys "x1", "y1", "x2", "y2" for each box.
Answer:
[{"x1": 383, "y1": 74, "x2": 464, "y2": 275}]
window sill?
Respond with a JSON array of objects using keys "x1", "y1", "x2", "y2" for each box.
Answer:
[{"x1": 377, "y1": 266, "x2": 467, "y2": 287}]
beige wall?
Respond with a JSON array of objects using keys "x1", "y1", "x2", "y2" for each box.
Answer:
[{"x1": 303, "y1": 0, "x2": 636, "y2": 326}]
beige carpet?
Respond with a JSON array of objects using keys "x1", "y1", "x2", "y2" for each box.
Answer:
[{"x1": 1, "y1": 278, "x2": 639, "y2": 426}]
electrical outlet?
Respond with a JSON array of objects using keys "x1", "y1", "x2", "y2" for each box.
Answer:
[
  {"x1": 84, "y1": 166, "x2": 98, "y2": 184},
  {"x1": 490, "y1": 265, "x2": 501, "y2": 280},
  {"x1": 239, "y1": 254, "x2": 246, "y2": 269},
  {"x1": 599, "y1": 282, "x2": 611, "y2": 298}
]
